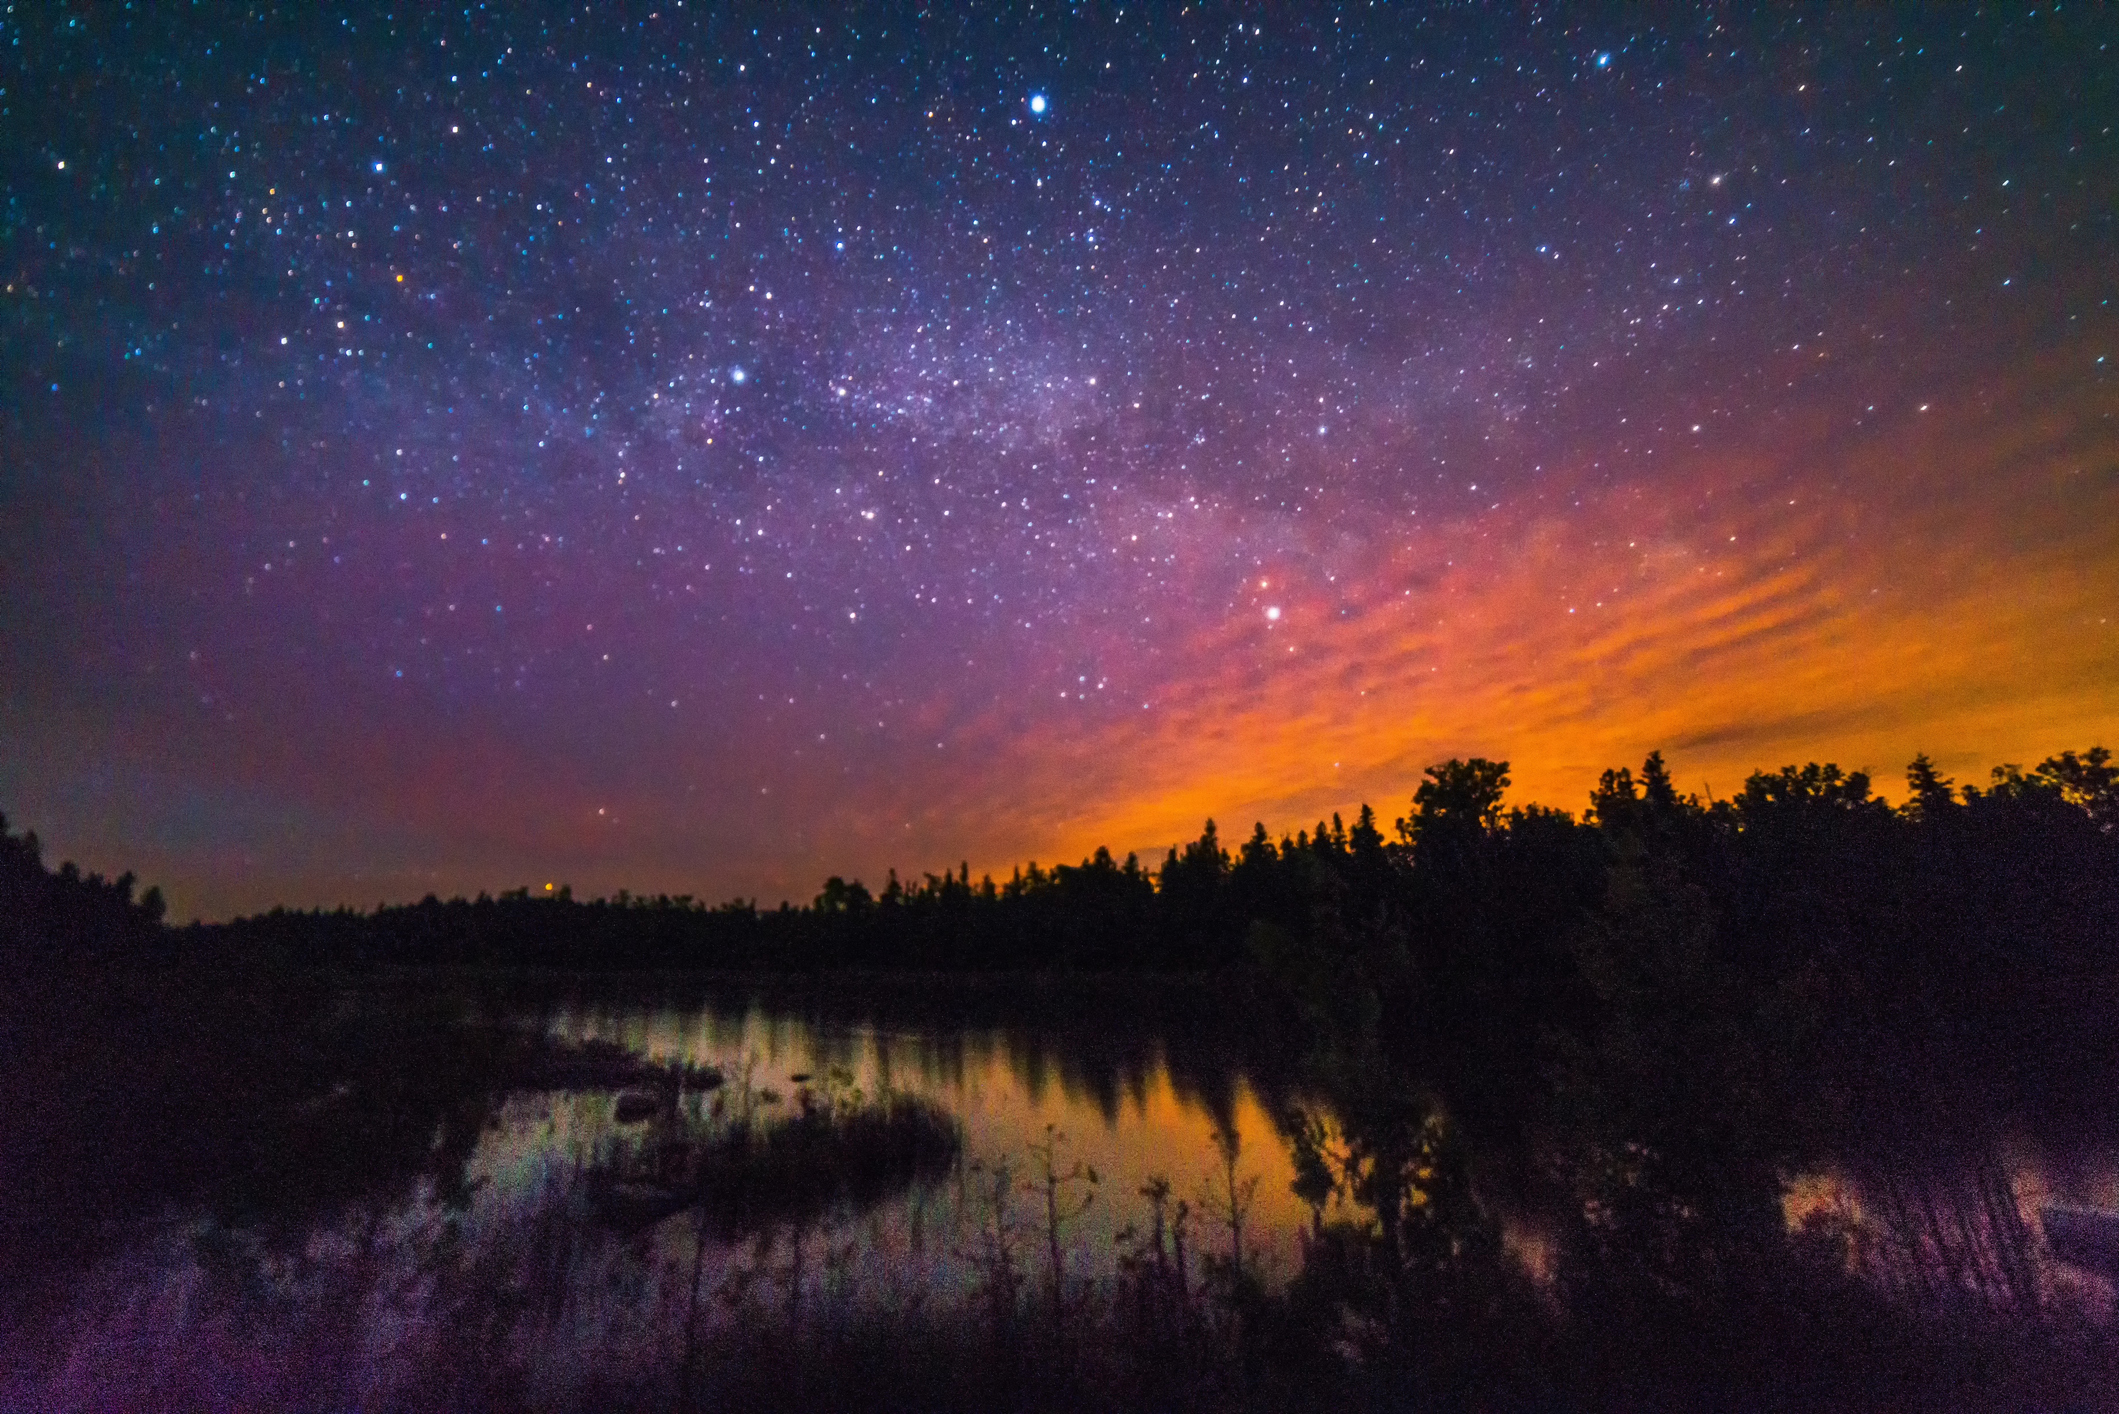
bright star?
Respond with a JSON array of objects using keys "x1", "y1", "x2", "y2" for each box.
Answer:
[
  {"x1": 1028, "y1": 93, "x2": 1048, "y2": 115},
  {"x1": 729, "y1": 366, "x2": 747, "y2": 384}
]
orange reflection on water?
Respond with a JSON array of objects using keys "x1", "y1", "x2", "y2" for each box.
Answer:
[{"x1": 503, "y1": 993, "x2": 1316, "y2": 1283}]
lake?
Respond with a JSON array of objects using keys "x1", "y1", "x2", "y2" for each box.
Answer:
[
  {"x1": 10, "y1": 969, "x2": 2117, "y2": 1411},
  {"x1": 8, "y1": 972, "x2": 1337, "y2": 1410},
  {"x1": 482, "y1": 974, "x2": 1321, "y2": 1284}
]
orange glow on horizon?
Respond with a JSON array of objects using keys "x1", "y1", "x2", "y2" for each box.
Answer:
[
  {"x1": 931, "y1": 355, "x2": 2119, "y2": 880},
  {"x1": 64, "y1": 354, "x2": 2118, "y2": 920}
]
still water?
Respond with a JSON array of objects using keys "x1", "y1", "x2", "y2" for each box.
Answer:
[
  {"x1": 481, "y1": 979, "x2": 1320, "y2": 1284},
  {"x1": 12, "y1": 976, "x2": 1324, "y2": 1410},
  {"x1": 15, "y1": 974, "x2": 2118, "y2": 1410}
]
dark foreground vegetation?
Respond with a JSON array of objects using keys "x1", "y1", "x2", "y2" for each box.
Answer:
[{"x1": 4, "y1": 745, "x2": 2119, "y2": 1409}]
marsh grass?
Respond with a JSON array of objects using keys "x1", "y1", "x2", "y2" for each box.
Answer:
[
  {"x1": 585, "y1": 1061, "x2": 962, "y2": 1238},
  {"x1": 6, "y1": 983, "x2": 2116, "y2": 1412},
  {"x1": 12, "y1": 1122, "x2": 2119, "y2": 1414}
]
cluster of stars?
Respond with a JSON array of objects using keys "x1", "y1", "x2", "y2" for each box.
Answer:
[{"x1": 1, "y1": 3, "x2": 2112, "y2": 915}]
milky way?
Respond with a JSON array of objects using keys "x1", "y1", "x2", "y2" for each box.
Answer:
[{"x1": 3, "y1": 5, "x2": 2114, "y2": 918}]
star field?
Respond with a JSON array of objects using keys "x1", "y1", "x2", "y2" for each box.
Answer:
[{"x1": 3, "y1": 4, "x2": 2114, "y2": 918}]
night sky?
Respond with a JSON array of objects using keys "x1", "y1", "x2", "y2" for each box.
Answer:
[{"x1": 3, "y1": 4, "x2": 2113, "y2": 921}]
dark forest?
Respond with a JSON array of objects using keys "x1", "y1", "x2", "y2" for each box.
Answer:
[{"x1": 6, "y1": 746, "x2": 2118, "y2": 1410}]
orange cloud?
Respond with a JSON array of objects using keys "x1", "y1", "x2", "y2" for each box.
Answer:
[{"x1": 933, "y1": 355, "x2": 2118, "y2": 874}]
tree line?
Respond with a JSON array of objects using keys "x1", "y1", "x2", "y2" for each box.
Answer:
[
  {"x1": 18, "y1": 737, "x2": 2117, "y2": 1169},
  {"x1": 127, "y1": 746, "x2": 2112, "y2": 986},
  {"x1": 6, "y1": 746, "x2": 2118, "y2": 1403}
]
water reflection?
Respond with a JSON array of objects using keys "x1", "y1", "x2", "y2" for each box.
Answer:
[
  {"x1": 12, "y1": 974, "x2": 2119, "y2": 1411},
  {"x1": 475, "y1": 984, "x2": 1318, "y2": 1283},
  {"x1": 12, "y1": 978, "x2": 1323, "y2": 1411}
]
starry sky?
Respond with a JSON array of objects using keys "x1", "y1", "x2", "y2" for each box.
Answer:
[{"x1": 3, "y1": 4, "x2": 2114, "y2": 921}]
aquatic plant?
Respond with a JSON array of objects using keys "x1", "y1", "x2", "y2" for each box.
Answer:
[{"x1": 584, "y1": 1062, "x2": 961, "y2": 1238}]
